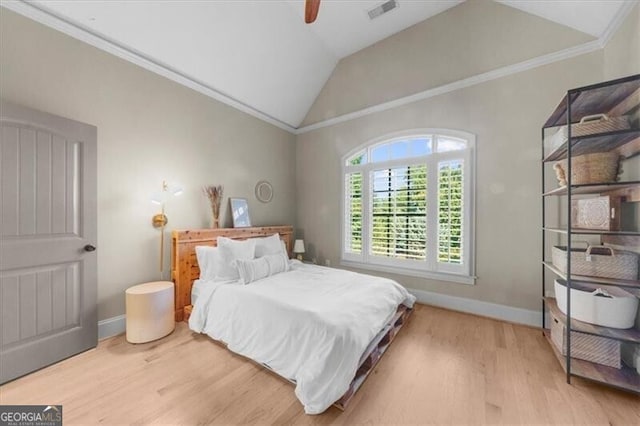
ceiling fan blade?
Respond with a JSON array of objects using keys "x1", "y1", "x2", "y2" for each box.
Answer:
[{"x1": 305, "y1": 0, "x2": 320, "y2": 24}]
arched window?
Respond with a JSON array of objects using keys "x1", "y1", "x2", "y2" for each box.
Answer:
[{"x1": 342, "y1": 129, "x2": 475, "y2": 284}]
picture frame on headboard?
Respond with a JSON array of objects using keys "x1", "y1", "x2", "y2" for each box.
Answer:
[{"x1": 230, "y1": 198, "x2": 252, "y2": 228}]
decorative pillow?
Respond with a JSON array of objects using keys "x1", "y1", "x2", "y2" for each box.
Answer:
[
  {"x1": 254, "y1": 233, "x2": 284, "y2": 258},
  {"x1": 214, "y1": 237, "x2": 256, "y2": 281},
  {"x1": 235, "y1": 252, "x2": 290, "y2": 285},
  {"x1": 195, "y1": 246, "x2": 219, "y2": 281}
]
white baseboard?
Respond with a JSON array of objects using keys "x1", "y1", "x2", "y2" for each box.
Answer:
[
  {"x1": 408, "y1": 288, "x2": 542, "y2": 327},
  {"x1": 98, "y1": 314, "x2": 126, "y2": 340}
]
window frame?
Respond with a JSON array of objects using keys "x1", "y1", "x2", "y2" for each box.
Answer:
[{"x1": 341, "y1": 129, "x2": 476, "y2": 285}]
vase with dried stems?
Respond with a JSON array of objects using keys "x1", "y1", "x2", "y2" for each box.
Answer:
[{"x1": 203, "y1": 185, "x2": 223, "y2": 228}]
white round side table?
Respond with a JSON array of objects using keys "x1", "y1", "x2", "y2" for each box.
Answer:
[{"x1": 125, "y1": 281, "x2": 175, "y2": 344}]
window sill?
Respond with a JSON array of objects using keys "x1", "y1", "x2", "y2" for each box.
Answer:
[{"x1": 340, "y1": 260, "x2": 476, "y2": 285}]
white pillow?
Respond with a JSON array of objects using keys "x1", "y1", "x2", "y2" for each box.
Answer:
[
  {"x1": 195, "y1": 246, "x2": 219, "y2": 281},
  {"x1": 215, "y1": 237, "x2": 256, "y2": 281},
  {"x1": 254, "y1": 233, "x2": 284, "y2": 258},
  {"x1": 235, "y1": 252, "x2": 290, "y2": 284}
]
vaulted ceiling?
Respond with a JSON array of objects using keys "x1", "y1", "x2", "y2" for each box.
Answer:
[{"x1": 2, "y1": 1, "x2": 632, "y2": 131}]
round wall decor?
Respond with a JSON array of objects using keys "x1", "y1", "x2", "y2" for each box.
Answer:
[{"x1": 255, "y1": 180, "x2": 273, "y2": 203}]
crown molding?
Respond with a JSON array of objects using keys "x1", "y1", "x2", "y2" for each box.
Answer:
[
  {"x1": 599, "y1": 0, "x2": 638, "y2": 46},
  {"x1": 2, "y1": 0, "x2": 636, "y2": 136},
  {"x1": 0, "y1": 0, "x2": 298, "y2": 133},
  {"x1": 295, "y1": 39, "x2": 603, "y2": 134},
  {"x1": 295, "y1": 1, "x2": 638, "y2": 135}
]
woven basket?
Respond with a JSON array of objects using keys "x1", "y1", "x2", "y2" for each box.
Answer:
[
  {"x1": 544, "y1": 114, "x2": 630, "y2": 155},
  {"x1": 554, "y1": 152, "x2": 621, "y2": 186},
  {"x1": 551, "y1": 244, "x2": 639, "y2": 280},
  {"x1": 550, "y1": 310, "x2": 621, "y2": 368},
  {"x1": 572, "y1": 114, "x2": 631, "y2": 136}
]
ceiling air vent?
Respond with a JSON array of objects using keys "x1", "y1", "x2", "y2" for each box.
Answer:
[{"x1": 368, "y1": 0, "x2": 398, "y2": 20}]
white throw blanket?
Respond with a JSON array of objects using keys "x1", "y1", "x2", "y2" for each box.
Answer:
[{"x1": 189, "y1": 262, "x2": 415, "y2": 414}]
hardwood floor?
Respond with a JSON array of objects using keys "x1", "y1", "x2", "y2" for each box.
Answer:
[{"x1": 1, "y1": 304, "x2": 638, "y2": 425}]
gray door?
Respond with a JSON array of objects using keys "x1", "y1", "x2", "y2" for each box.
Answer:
[{"x1": 0, "y1": 100, "x2": 97, "y2": 384}]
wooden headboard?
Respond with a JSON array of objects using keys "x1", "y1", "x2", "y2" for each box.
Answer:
[{"x1": 171, "y1": 226, "x2": 294, "y2": 321}]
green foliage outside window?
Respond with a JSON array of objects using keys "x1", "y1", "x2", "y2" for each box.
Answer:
[
  {"x1": 348, "y1": 163, "x2": 463, "y2": 264},
  {"x1": 371, "y1": 165, "x2": 426, "y2": 260}
]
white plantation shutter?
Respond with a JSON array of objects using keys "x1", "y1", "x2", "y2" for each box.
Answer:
[
  {"x1": 345, "y1": 172, "x2": 363, "y2": 254},
  {"x1": 342, "y1": 131, "x2": 474, "y2": 284},
  {"x1": 438, "y1": 160, "x2": 464, "y2": 266},
  {"x1": 370, "y1": 166, "x2": 426, "y2": 260}
]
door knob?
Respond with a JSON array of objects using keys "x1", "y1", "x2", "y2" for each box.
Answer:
[{"x1": 84, "y1": 244, "x2": 96, "y2": 252}]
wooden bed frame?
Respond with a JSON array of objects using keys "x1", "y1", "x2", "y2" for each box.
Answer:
[
  {"x1": 171, "y1": 226, "x2": 294, "y2": 321},
  {"x1": 171, "y1": 225, "x2": 412, "y2": 410}
]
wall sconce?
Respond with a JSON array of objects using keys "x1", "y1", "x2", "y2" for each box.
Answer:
[{"x1": 151, "y1": 180, "x2": 183, "y2": 278}]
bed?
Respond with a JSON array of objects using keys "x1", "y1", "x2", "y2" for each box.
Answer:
[{"x1": 171, "y1": 226, "x2": 415, "y2": 414}]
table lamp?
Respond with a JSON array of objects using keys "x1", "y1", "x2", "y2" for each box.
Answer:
[{"x1": 293, "y1": 239, "x2": 305, "y2": 261}]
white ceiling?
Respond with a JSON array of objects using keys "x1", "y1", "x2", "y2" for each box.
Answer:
[
  {"x1": 4, "y1": 1, "x2": 633, "y2": 130},
  {"x1": 286, "y1": 1, "x2": 465, "y2": 58},
  {"x1": 499, "y1": 1, "x2": 628, "y2": 38}
]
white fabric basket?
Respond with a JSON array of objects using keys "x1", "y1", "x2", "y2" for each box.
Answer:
[{"x1": 551, "y1": 244, "x2": 639, "y2": 280}]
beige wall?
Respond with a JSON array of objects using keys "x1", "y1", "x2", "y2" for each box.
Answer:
[
  {"x1": 295, "y1": 1, "x2": 640, "y2": 314},
  {"x1": 302, "y1": 0, "x2": 594, "y2": 126},
  {"x1": 0, "y1": 10, "x2": 296, "y2": 321},
  {"x1": 296, "y1": 52, "x2": 602, "y2": 312},
  {"x1": 1, "y1": 2, "x2": 637, "y2": 322},
  {"x1": 604, "y1": 3, "x2": 640, "y2": 80},
  {"x1": 604, "y1": 4, "x2": 640, "y2": 226}
]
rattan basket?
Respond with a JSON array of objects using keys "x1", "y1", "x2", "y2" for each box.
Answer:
[
  {"x1": 545, "y1": 114, "x2": 631, "y2": 156},
  {"x1": 554, "y1": 152, "x2": 621, "y2": 186},
  {"x1": 551, "y1": 244, "x2": 639, "y2": 280},
  {"x1": 550, "y1": 310, "x2": 621, "y2": 368},
  {"x1": 572, "y1": 113, "x2": 631, "y2": 136}
]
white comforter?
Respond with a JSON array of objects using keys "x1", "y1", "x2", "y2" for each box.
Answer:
[{"x1": 189, "y1": 261, "x2": 415, "y2": 414}]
